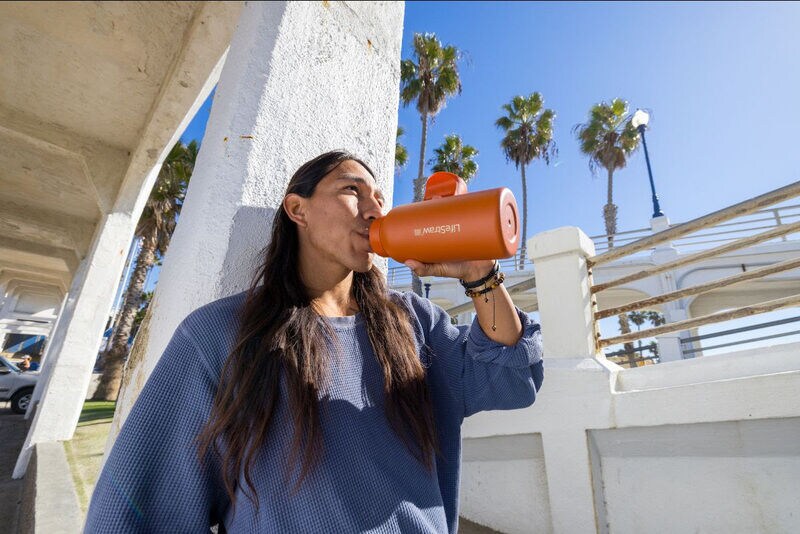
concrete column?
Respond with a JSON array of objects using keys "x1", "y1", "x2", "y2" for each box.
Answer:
[
  {"x1": 527, "y1": 227, "x2": 598, "y2": 359},
  {"x1": 26, "y1": 288, "x2": 73, "y2": 416},
  {"x1": 111, "y1": 1, "x2": 405, "y2": 437},
  {"x1": 648, "y1": 233, "x2": 691, "y2": 363},
  {"x1": 657, "y1": 307, "x2": 689, "y2": 362},
  {"x1": 13, "y1": 215, "x2": 148, "y2": 478},
  {"x1": 14, "y1": 1, "x2": 242, "y2": 479}
]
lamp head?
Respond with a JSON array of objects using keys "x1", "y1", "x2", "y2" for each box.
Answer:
[{"x1": 631, "y1": 109, "x2": 650, "y2": 130}]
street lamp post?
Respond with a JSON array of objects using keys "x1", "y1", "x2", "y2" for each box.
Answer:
[
  {"x1": 631, "y1": 109, "x2": 664, "y2": 218},
  {"x1": 421, "y1": 276, "x2": 433, "y2": 299}
]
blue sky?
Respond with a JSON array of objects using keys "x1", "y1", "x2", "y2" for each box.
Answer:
[
  {"x1": 181, "y1": 1, "x2": 800, "y2": 240},
  {"x1": 172, "y1": 2, "x2": 800, "y2": 352}
]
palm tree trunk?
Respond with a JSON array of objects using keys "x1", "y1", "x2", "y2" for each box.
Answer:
[
  {"x1": 519, "y1": 163, "x2": 529, "y2": 270},
  {"x1": 603, "y1": 168, "x2": 618, "y2": 249},
  {"x1": 411, "y1": 112, "x2": 430, "y2": 297},
  {"x1": 414, "y1": 113, "x2": 429, "y2": 202},
  {"x1": 92, "y1": 234, "x2": 157, "y2": 401},
  {"x1": 601, "y1": 167, "x2": 635, "y2": 358}
]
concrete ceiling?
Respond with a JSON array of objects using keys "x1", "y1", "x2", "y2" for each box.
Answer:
[
  {"x1": 0, "y1": 1, "x2": 241, "y2": 294},
  {"x1": 0, "y1": 1, "x2": 198, "y2": 148}
]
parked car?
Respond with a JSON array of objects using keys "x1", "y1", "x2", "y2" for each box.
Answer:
[{"x1": 0, "y1": 355, "x2": 38, "y2": 414}]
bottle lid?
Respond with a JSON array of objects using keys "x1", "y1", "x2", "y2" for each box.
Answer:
[{"x1": 499, "y1": 188, "x2": 519, "y2": 255}]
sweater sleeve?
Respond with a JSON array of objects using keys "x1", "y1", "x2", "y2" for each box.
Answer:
[
  {"x1": 409, "y1": 292, "x2": 544, "y2": 419},
  {"x1": 84, "y1": 324, "x2": 227, "y2": 533}
]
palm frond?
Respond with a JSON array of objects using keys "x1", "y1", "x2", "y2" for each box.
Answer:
[
  {"x1": 496, "y1": 93, "x2": 557, "y2": 168},
  {"x1": 429, "y1": 133, "x2": 479, "y2": 182},
  {"x1": 399, "y1": 32, "x2": 462, "y2": 119},
  {"x1": 574, "y1": 98, "x2": 642, "y2": 175}
]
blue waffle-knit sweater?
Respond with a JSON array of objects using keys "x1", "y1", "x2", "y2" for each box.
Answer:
[{"x1": 85, "y1": 290, "x2": 544, "y2": 533}]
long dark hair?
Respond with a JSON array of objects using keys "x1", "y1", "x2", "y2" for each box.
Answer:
[{"x1": 197, "y1": 151, "x2": 437, "y2": 506}]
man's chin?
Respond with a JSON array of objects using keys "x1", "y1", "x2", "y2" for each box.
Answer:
[{"x1": 352, "y1": 253, "x2": 374, "y2": 273}]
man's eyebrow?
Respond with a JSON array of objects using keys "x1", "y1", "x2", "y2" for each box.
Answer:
[{"x1": 337, "y1": 175, "x2": 385, "y2": 202}]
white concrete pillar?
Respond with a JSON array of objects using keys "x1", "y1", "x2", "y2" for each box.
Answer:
[
  {"x1": 528, "y1": 227, "x2": 598, "y2": 359},
  {"x1": 13, "y1": 1, "x2": 241, "y2": 479},
  {"x1": 526, "y1": 227, "x2": 611, "y2": 533},
  {"x1": 657, "y1": 307, "x2": 690, "y2": 362},
  {"x1": 111, "y1": 1, "x2": 405, "y2": 437},
  {"x1": 13, "y1": 215, "x2": 149, "y2": 478},
  {"x1": 649, "y1": 238, "x2": 691, "y2": 363},
  {"x1": 26, "y1": 287, "x2": 73, "y2": 416}
]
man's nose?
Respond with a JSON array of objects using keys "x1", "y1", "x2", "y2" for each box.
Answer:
[{"x1": 361, "y1": 197, "x2": 383, "y2": 220}]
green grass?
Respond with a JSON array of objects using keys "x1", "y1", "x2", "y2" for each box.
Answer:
[
  {"x1": 77, "y1": 401, "x2": 116, "y2": 426},
  {"x1": 63, "y1": 400, "x2": 116, "y2": 515}
]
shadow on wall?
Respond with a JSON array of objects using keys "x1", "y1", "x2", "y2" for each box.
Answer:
[{"x1": 219, "y1": 206, "x2": 278, "y2": 296}]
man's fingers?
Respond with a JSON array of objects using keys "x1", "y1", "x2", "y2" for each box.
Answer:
[
  {"x1": 405, "y1": 260, "x2": 448, "y2": 278},
  {"x1": 404, "y1": 260, "x2": 427, "y2": 276}
]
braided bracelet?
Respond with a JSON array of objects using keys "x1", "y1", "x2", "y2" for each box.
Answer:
[{"x1": 459, "y1": 261, "x2": 499, "y2": 290}]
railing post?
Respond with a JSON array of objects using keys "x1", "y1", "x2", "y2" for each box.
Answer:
[
  {"x1": 528, "y1": 226, "x2": 598, "y2": 359},
  {"x1": 772, "y1": 209, "x2": 788, "y2": 241},
  {"x1": 528, "y1": 227, "x2": 610, "y2": 533}
]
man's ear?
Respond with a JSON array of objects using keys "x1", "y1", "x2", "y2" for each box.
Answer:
[{"x1": 283, "y1": 193, "x2": 308, "y2": 228}]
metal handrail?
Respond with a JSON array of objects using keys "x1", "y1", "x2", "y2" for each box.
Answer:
[
  {"x1": 682, "y1": 329, "x2": 800, "y2": 355},
  {"x1": 597, "y1": 293, "x2": 800, "y2": 348},
  {"x1": 680, "y1": 315, "x2": 800, "y2": 343},
  {"x1": 591, "y1": 219, "x2": 800, "y2": 292},
  {"x1": 588, "y1": 180, "x2": 800, "y2": 267},
  {"x1": 588, "y1": 202, "x2": 800, "y2": 247},
  {"x1": 594, "y1": 257, "x2": 800, "y2": 320}
]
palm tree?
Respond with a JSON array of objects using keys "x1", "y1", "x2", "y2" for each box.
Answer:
[
  {"x1": 429, "y1": 134, "x2": 478, "y2": 182},
  {"x1": 627, "y1": 310, "x2": 666, "y2": 367},
  {"x1": 495, "y1": 93, "x2": 556, "y2": 269},
  {"x1": 400, "y1": 32, "x2": 462, "y2": 295},
  {"x1": 574, "y1": 99, "x2": 641, "y2": 353},
  {"x1": 395, "y1": 126, "x2": 408, "y2": 173},
  {"x1": 573, "y1": 98, "x2": 640, "y2": 249},
  {"x1": 93, "y1": 140, "x2": 198, "y2": 401}
]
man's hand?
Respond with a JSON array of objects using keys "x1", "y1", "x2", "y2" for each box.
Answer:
[{"x1": 404, "y1": 259, "x2": 495, "y2": 283}]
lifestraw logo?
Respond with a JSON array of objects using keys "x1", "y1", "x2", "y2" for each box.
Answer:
[{"x1": 413, "y1": 223, "x2": 462, "y2": 236}]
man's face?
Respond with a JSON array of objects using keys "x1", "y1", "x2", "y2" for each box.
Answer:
[{"x1": 295, "y1": 160, "x2": 385, "y2": 274}]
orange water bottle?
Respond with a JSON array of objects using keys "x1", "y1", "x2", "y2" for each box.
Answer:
[{"x1": 368, "y1": 172, "x2": 520, "y2": 263}]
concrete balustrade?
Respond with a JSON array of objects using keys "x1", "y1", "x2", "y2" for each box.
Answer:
[{"x1": 457, "y1": 226, "x2": 800, "y2": 533}]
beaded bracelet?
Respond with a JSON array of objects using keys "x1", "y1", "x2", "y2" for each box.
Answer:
[{"x1": 464, "y1": 271, "x2": 505, "y2": 298}]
